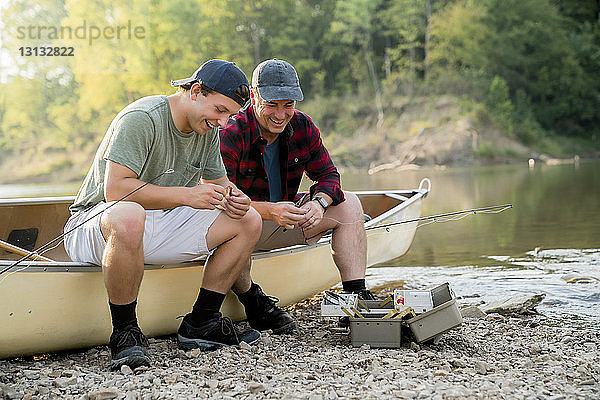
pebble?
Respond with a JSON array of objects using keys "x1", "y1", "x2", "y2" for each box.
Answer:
[
  {"x1": 475, "y1": 360, "x2": 489, "y2": 375},
  {"x1": 239, "y1": 341, "x2": 252, "y2": 351},
  {"x1": 53, "y1": 376, "x2": 77, "y2": 387},
  {"x1": 248, "y1": 382, "x2": 266, "y2": 393},
  {"x1": 460, "y1": 305, "x2": 486, "y2": 319},
  {"x1": 0, "y1": 293, "x2": 598, "y2": 399},
  {"x1": 207, "y1": 379, "x2": 219, "y2": 389},
  {"x1": 120, "y1": 365, "x2": 133, "y2": 375},
  {"x1": 22, "y1": 370, "x2": 40, "y2": 380},
  {"x1": 86, "y1": 389, "x2": 120, "y2": 400}
]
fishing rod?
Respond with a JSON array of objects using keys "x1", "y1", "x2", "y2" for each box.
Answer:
[
  {"x1": 0, "y1": 169, "x2": 174, "y2": 276},
  {"x1": 364, "y1": 204, "x2": 513, "y2": 231}
]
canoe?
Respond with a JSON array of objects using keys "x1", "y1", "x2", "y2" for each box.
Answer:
[{"x1": 0, "y1": 183, "x2": 429, "y2": 358}]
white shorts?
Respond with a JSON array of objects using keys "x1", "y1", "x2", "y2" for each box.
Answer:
[{"x1": 64, "y1": 202, "x2": 221, "y2": 265}]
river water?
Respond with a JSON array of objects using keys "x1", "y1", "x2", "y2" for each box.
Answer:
[
  {"x1": 1, "y1": 160, "x2": 599, "y2": 327},
  {"x1": 342, "y1": 160, "x2": 600, "y2": 329}
]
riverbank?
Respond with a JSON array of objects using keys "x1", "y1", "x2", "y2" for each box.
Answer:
[
  {"x1": 1, "y1": 95, "x2": 598, "y2": 185},
  {"x1": 1, "y1": 292, "x2": 598, "y2": 400}
]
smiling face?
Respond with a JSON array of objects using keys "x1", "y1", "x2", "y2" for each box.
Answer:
[
  {"x1": 251, "y1": 89, "x2": 295, "y2": 142},
  {"x1": 186, "y1": 83, "x2": 241, "y2": 135}
]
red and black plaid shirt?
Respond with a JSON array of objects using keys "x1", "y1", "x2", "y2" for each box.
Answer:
[{"x1": 219, "y1": 104, "x2": 344, "y2": 205}]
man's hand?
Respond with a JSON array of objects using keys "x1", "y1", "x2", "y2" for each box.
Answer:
[
  {"x1": 188, "y1": 183, "x2": 226, "y2": 209},
  {"x1": 297, "y1": 199, "x2": 324, "y2": 230},
  {"x1": 271, "y1": 202, "x2": 306, "y2": 230},
  {"x1": 221, "y1": 187, "x2": 251, "y2": 219}
]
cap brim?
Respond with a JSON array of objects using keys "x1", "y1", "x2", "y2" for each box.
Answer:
[
  {"x1": 257, "y1": 86, "x2": 303, "y2": 102},
  {"x1": 170, "y1": 77, "x2": 196, "y2": 87}
]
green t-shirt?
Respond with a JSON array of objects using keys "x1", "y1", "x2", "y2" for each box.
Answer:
[{"x1": 70, "y1": 95, "x2": 226, "y2": 213}]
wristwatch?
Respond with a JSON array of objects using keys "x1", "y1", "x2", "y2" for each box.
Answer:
[{"x1": 313, "y1": 196, "x2": 329, "y2": 211}]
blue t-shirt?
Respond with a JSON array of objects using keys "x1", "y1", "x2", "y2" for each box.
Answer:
[{"x1": 263, "y1": 137, "x2": 282, "y2": 202}]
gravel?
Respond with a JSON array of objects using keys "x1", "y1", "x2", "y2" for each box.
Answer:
[{"x1": 1, "y1": 293, "x2": 598, "y2": 399}]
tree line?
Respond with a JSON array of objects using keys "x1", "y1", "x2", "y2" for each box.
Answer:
[{"x1": 1, "y1": 0, "x2": 598, "y2": 160}]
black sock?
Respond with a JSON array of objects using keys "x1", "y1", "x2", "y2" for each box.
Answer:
[
  {"x1": 235, "y1": 282, "x2": 260, "y2": 304},
  {"x1": 190, "y1": 288, "x2": 226, "y2": 325},
  {"x1": 342, "y1": 278, "x2": 366, "y2": 293},
  {"x1": 109, "y1": 300, "x2": 138, "y2": 331}
]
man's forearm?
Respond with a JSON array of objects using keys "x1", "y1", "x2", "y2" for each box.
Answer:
[
  {"x1": 105, "y1": 176, "x2": 194, "y2": 210},
  {"x1": 249, "y1": 201, "x2": 275, "y2": 221}
]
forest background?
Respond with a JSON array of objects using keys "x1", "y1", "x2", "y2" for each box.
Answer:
[{"x1": 0, "y1": 0, "x2": 599, "y2": 184}]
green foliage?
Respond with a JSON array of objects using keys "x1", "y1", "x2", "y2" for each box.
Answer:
[
  {"x1": 429, "y1": 0, "x2": 600, "y2": 138},
  {"x1": 473, "y1": 143, "x2": 524, "y2": 160},
  {"x1": 0, "y1": 0, "x2": 599, "y2": 179},
  {"x1": 486, "y1": 76, "x2": 514, "y2": 136}
]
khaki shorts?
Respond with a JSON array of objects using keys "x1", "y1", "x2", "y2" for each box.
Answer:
[
  {"x1": 255, "y1": 221, "x2": 323, "y2": 251},
  {"x1": 255, "y1": 192, "x2": 326, "y2": 251},
  {"x1": 64, "y1": 202, "x2": 221, "y2": 265}
]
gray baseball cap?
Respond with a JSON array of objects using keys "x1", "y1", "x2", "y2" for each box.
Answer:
[{"x1": 252, "y1": 59, "x2": 304, "y2": 102}]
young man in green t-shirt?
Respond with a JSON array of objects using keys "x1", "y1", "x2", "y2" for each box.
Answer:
[{"x1": 65, "y1": 60, "x2": 277, "y2": 370}]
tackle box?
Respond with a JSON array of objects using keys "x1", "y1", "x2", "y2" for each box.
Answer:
[
  {"x1": 406, "y1": 298, "x2": 462, "y2": 343},
  {"x1": 348, "y1": 282, "x2": 462, "y2": 347}
]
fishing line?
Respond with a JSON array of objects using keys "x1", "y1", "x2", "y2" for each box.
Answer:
[
  {"x1": 317, "y1": 204, "x2": 512, "y2": 229},
  {"x1": 0, "y1": 263, "x2": 31, "y2": 285},
  {"x1": 0, "y1": 169, "x2": 175, "y2": 276},
  {"x1": 365, "y1": 204, "x2": 513, "y2": 231}
]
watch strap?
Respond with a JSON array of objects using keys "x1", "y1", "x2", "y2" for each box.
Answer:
[{"x1": 314, "y1": 196, "x2": 328, "y2": 210}]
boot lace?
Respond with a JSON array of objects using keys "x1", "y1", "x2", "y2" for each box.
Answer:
[
  {"x1": 114, "y1": 325, "x2": 149, "y2": 350},
  {"x1": 255, "y1": 287, "x2": 281, "y2": 312},
  {"x1": 218, "y1": 317, "x2": 240, "y2": 342}
]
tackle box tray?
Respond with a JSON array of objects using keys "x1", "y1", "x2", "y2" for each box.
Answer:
[
  {"x1": 350, "y1": 298, "x2": 408, "y2": 348},
  {"x1": 350, "y1": 317, "x2": 403, "y2": 348},
  {"x1": 406, "y1": 298, "x2": 462, "y2": 343}
]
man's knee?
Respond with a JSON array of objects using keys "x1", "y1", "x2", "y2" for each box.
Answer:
[
  {"x1": 100, "y1": 202, "x2": 146, "y2": 244},
  {"x1": 333, "y1": 191, "x2": 364, "y2": 219},
  {"x1": 242, "y1": 207, "x2": 262, "y2": 240}
]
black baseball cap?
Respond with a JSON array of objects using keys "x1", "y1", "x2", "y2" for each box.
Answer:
[
  {"x1": 252, "y1": 59, "x2": 303, "y2": 102},
  {"x1": 171, "y1": 59, "x2": 249, "y2": 106}
]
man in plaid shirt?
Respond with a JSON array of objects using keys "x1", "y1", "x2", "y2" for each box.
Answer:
[{"x1": 220, "y1": 59, "x2": 375, "y2": 334}]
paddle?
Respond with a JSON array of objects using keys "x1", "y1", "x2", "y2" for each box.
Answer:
[{"x1": 0, "y1": 239, "x2": 54, "y2": 262}]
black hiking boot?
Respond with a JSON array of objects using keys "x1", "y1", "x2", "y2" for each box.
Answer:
[
  {"x1": 238, "y1": 284, "x2": 297, "y2": 334},
  {"x1": 109, "y1": 325, "x2": 150, "y2": 370},
  {"x1": 338, "y1": 289, "x2": 377, "y2": 328},
  {"x1": 177, "y1": 313, "x2": 261, "y2": 351}
]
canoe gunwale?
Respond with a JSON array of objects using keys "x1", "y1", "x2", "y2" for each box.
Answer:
[{"x1": 363, "y1": 189, "x2": 427, "y2": 229}]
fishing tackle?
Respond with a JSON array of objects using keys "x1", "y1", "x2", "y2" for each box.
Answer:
[
  {"x1": 364, "y1": 204, "x2": 513, "y2": 231},
  {"x1": 0, "y1": 169, "x2": 174, "y2": 276}
]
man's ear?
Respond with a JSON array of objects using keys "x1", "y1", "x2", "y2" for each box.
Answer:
[
  {"x1": 249, "y1": 88, "x2": 259, "y2": 106},
  {"x1": 189, "y1": 82, "x2": 201, "y2": 101}
]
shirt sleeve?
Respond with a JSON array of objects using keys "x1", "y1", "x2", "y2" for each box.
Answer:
[
  {"x1": 103, "y1": 110, "x2": 154, "y2": 176},
  {"x1": 303, "y1": 117, "x2": 345, "y2": 205},
  {"x1": 219, "y1": 127, "x2": 241, "y2": 185}
]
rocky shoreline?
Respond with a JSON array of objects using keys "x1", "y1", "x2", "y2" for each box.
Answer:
[{"x1": 1, "y1": 293, "x2": 599, "y2": 400}]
